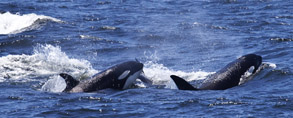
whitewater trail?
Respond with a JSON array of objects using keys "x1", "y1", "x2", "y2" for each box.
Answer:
[{"x1": 0, "y1": 43, "x2": 215, "y2": 91}]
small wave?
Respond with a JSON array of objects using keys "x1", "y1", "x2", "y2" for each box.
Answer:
[
  {"x1": 275, "y1": 15, "x2": 293, "y2": 19},
  {"x1": 80, "y1": 35, "x2": 103, "y2": 41},
  {"x1": 100, "y1": 26, "x2": 118, "y2": 30},
  {"x1": 209, "y1": 100, "x2": 247, "y2": 107},
  {"x1": 0, "y1": 12, "x2": 62, "y2": 35},
  {"x1": 270, "y1": 38, "x2": 293, "y2": 42},
  {"x1": 97, "y1": 1, "x2": 111, "y2": 5},
  {"x1": 0, "y1": 44, "x2": 98, "y2": 82},
  {"x1": 193, "y1": 21, "x2": 228, "y2": 30}
]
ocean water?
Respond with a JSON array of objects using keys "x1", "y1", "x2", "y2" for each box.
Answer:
[{"x1": 0, "y1": 0, "x2": 292, "y2": 117}]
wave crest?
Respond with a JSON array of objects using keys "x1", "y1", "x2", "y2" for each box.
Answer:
[{"x1": 0, "y1": 12, "x2": 62, "y2": 35}]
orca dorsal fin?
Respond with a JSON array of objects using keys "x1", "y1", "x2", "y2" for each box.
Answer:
[
  {"x1": 59, "y1": 73, "x2": 80, "y2": 92},
  {"x1": 170, "y1": 75, "x2": 198, "y2": 90}
]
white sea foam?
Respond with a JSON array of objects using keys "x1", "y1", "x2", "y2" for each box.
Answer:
[
  {"x1": 0, "y1": 12, "x2": 62, "y2": 35},
  {"x1": 41, "y1": 75, "x2": 67, "y2": 93},
  {"x1": 0, "y1": 44, "x2": 98, "y2": 82},
  {"x1": 263, "y1": 62, "x2": 277, "y2": 69},
  {"x1": 143, "y1": 61, "x2": 214, "y2": 89}
]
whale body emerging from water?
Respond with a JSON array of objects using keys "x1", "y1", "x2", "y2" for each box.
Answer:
[
  {"x1": 60, "y1": 61, "x2": 151, "y2": 92},
  {"x1": 171, "y1": 54, "x2": 262, "y2": 90}
]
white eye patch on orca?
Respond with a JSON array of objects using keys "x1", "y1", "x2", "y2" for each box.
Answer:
[
  {"x1": 118, "y1": 70, "x2": 131, "y2": 80},
  {"x1": 248, "y1": 66, "x2": 255, "y2": 74}
]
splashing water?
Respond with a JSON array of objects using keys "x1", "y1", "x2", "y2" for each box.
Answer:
[
  {"x1": 143, "y1": 61, "x2": 214, "y2": 89},
  {"x1": 41, "y1": 75, "x2": 66, "y2": 93},
  {"x1": 0, "y1": 44, "x2": 98, "y2": 82}
]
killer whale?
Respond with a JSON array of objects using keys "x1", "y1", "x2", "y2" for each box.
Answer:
[
  {"x1": 60, "y1": 61, "x2": 151, "y2": 92},
  {"x1": 171, "y1": 54, "x2": 262, "y2": 90}
]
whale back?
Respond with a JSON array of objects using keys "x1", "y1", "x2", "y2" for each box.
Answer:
[
  {"x1": 170, "y1": 54, "x2": 262, "y2": 91},
  {"x1": 199, "y1": 54, "x2": 262, "y2": 90}
]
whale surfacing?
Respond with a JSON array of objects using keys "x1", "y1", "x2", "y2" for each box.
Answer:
[
  {"x1": 60, "y1": 61, "x2": 151, "y2": 93},
  {"x1": 171, "y1": 54, "x2": 262, "y2": 90}
]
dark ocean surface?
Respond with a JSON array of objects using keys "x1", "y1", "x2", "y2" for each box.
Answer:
[{"x1": 0, "y1": 0, "x2": 292, "y2": 117}]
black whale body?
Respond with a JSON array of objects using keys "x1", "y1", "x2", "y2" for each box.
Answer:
[
  {"x1": 171, "y1": 54, "x2": 262, "y2": 90},
  {"x1": 60, "y1": 61, "x2": 150, "y2": 93}
]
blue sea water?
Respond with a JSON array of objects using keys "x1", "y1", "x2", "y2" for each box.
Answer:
[{"x1": 0, "y1": 0, "x2": 292, "y2": 117}]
